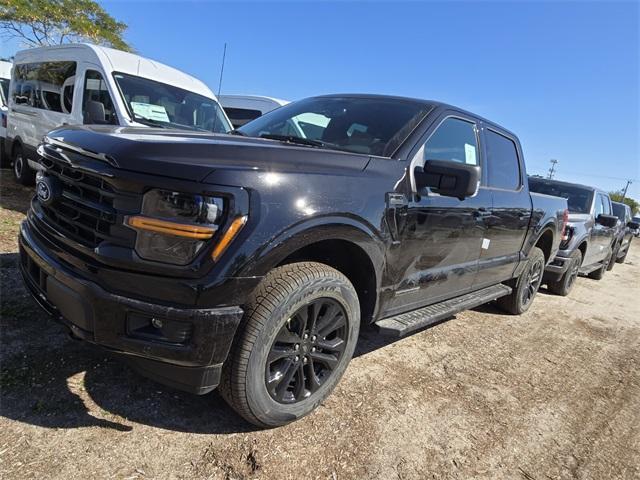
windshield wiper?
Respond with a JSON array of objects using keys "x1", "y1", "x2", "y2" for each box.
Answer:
[
  {"x1": 132, "y1": 114, "x2": 170, "y2": 129},
  {"x1": 260, "y1": 133, "x2": 326, "y2": 148}
]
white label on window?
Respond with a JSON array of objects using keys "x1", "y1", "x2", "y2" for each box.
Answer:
[
  {"x1": 131, "y1": 102, "x2": 169, "y2": 122},
  {"x1": 482, "y1": 238, "x2": 490, "y2": 250},
  {"x1": 464, "y1": 143, "x2": 477, "y2": 165}
]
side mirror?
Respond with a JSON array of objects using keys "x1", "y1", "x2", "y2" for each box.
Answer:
[
  {"x1": 414, "y1": 160, "x2": 480, "y2": 200},
  {"x1": 596, "y1": 214, "x2": 618, "y2": 228},
  {"x1": 627, "y1": 221, "x2": 640, "y2": 230}
]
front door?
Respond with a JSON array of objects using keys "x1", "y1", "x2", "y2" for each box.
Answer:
[{"x1": 385, "y1": 114, "x2": 487, "y2": 315}]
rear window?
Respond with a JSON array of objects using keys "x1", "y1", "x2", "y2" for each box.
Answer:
[
  {"x1": 485, "y1": 130, "x2": 521, "y2": 190},
  {"x1": 529, "y1": 178, "x2": 594, "y2": 214}
]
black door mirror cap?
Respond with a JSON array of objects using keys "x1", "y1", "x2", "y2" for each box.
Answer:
[
  {"x1": 414, "y1": 160, "x2": 480, "y2": 201},
  {"x1": 596, "y1": 214, "x2": 619, "y2": 228}
]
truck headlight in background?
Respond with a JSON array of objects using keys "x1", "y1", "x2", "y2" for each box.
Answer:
[{"x1": 126, "y1": 189, "x2": 230, "y2": 265}]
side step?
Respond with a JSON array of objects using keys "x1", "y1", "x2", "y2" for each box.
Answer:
[{"x1": 375, "y1": 284, "x2": 512, "y2": 337}]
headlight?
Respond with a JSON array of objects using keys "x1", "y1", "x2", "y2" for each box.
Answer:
[{"x1": 126, "y1": 189, "x2": 225, "y2": 265}]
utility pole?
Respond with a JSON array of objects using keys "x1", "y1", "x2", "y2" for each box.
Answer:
[
  {"x1": 621, "y1": 180, "x2": 632, "y2": 201},
  {"x1": 547, "y1": 159, "x2": 558, "y2": 179}
]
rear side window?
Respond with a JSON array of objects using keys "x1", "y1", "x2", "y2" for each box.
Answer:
[
  {"x1": 412, "y1": 117, "x2": 479, "y2": 166},
  {"x1": 83, "y1": 70, "x2": 118, "y2": 125},
  {"x1": 11, "y1": 61, "x2": 77, "y2": 113},
  {"x1": 485, "y1": 129, "x2": 521, "y2": 190},
  {"x1": 597, "y1": 194, "x2": 611, "y2": 216}
]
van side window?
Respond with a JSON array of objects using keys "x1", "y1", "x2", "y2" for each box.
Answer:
[
  {"x1": 412, "y1": 117, "x2": 479, "y2": 166},
  {"x1": 224, "y1": 107, "x2": 262, "y2": 128},
  {"x1": 83, "y1": 70, "x2": 118, "y2": 125},
  {"x1": 11, "y1": 61, "x2": 76, "y2": 113},
  {"x1": 486, "y1": 129, "x2": 521, "y2": 190}
]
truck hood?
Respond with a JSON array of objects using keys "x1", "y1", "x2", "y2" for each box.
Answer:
[{"x1": 45, "y1": 125, "x2": 372, "y2": 182}]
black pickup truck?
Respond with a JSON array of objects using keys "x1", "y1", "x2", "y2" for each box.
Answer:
[
  {"x1": 20, "y1": 94, "x2": 567, "y2": 426},
  {"x1": 529, "y1": 177, "x2": 618, "y2": 295}
]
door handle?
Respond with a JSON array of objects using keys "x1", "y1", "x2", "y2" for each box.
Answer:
[{"x1": 475, "y1": 208, "x2": 491, "y2": 217}]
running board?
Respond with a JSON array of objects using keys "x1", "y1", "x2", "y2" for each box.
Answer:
[{"x1": 376, "y1": 284, "x2": 512, "y2": 337}]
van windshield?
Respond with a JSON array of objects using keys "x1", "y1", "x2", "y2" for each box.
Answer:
[
  {"x1": 113, "y1": 72, "x2": 231, "y2": 133},
  {"x1": 0, "y1": 78, "x2": 9, "y2": 106}
]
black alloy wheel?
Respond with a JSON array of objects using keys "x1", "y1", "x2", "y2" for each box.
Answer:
[
  {"x1": 266, "y1": 298, "x2": 347, "y2": 404},
  {"x1": 521, "y1": 255, "x2": 544, "y2": 309}
]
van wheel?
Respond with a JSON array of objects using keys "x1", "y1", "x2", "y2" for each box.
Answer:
[
  {"x1": 547, "y1": 249, "x2": 582, "y2": 296},
  {"x1": 13, "y1": 146, "x2": 35, "y2": 186},
  {"x1": 497, "y1": 247, "x2": 545, "y2": 315},
  {"x1": 219, "y1": 262, "x2": 360, "y2": 427}
]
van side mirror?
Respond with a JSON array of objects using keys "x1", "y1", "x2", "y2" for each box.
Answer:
[
  {"x1": 596, "y1": 214, "x2": 618, "y2": 228},
  {"x1": 414, "y1": 160, "x2": 480, "y2": 200},
  {"x1": 628, "y1": 221, "x2": 640, "y2": 230}
]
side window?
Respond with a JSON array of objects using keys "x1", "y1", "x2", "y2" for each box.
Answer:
[
  {"x1": 600, "y1": 195, "x2": 611, "y2": 215},
  {"x1": 11, "y1": 61, "x2": 76, "y2": 112},
  {"x1": 83, "y1": 70, "x2": 118, "y2": 125},
  {"x1": 594, "y1": 194, "x2": 605, "y2": 216},
  {"x1": 412, "y1": 117, "x2": 478, "y2": 166},
  {"x1": 485, "y1": 129, "x2": 521, "y2": 190},
  {"x1": 223, "y1": 107, "x2": 262, "y2": 128}
]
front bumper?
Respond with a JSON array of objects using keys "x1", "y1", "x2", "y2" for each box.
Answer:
[{"x1": 19, "y1": 221, "x2": 244, "y2": 394}]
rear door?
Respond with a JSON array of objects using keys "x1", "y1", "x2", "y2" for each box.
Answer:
[
  {"x1": 591, "y1": 193, "x2": 615, "y2": 262},
  {"x1": 474, "y1": 126, "x2": 531, "y2": 287}
]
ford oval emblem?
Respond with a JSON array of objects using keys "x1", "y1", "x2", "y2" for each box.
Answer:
[{"x1": 36, "y1": 177, "x2": 59, "y2": 206}]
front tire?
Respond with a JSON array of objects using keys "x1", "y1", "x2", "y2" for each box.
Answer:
[
  {"x1": 220, "y1": 262, "x2": 360, "y2": 427},
  {"x1": 547, "y1": 249, "x2": 582, "y2": 296},
  {"x1": 615, "y1": 244, "x2": 629, "y2": 264},
  {"x1": 497, "y1": 247, "x2": 545, "y2": 315},
  {"x1": 13, "y1": 146, "x2": 35, "y2": 186}
]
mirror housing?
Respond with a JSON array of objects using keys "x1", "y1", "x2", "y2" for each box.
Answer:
[
  {"x1": 596, "y1": 214, "x2": 618, "y2": 228},
  {"x1": 414, "y1": 160, "x2": 480, "y2": 200},
  {"x1": 627, "y1": 221, "x2": 640, "y2": 230}
]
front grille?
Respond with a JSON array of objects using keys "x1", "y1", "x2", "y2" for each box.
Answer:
[{"x1": 36, "y1": 153, "x2": 138, "y2": 250}]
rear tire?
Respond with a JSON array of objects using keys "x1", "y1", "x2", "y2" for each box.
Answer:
[
  {"x1": 497, "y1": 247, "x2": 545, "y2": 315},
  {"x1": 606, "y1": 243, "x2": 619, "y2": 271},
  {"x1": 13, "y1": 145, "x2": 35, "y2": 186},
  {"x1": 615, "y1": 245, "x2": 629, "y2": 264},
  {"x1": 588, "y1": 252, "x2": 610, "y2": 280},
  {"x1": 547, "y1": 249, "x2": 582, "y2": 296},
  {"x1": 219, "y1": 262, "x2": 360, "y2": 427}
]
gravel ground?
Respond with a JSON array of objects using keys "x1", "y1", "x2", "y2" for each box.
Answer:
[{"x1": 1, "y1": 170, "x2": 640, "y2": 479}]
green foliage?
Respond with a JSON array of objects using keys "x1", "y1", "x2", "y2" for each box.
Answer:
[
  {"x1": 0, "y1": 0, "x2": 130, "y2": 51},
  {"x1": 609, "y1": 191, "x2": 639, "y2": 215}
]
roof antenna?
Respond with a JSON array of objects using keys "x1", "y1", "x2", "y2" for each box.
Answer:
[{"x1": 217, "y1": 43, "x2": 227, "y2": 98}]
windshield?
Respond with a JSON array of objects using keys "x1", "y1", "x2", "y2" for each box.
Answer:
[
  {"x1": 113, "y1": 72, "x2": 231, "y2": 133},
  {"x1": 529, "y1": 178, "x2": 594, "y2": 214},
  {"x1": 0, "y1": 78, "x2": 9, "y2": 107},
  {"x1": 238, "y1": 96, "x2": 431, "y2": 156}
]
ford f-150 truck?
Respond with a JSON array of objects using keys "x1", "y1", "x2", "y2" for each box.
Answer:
[
  {"x1": 19, "y1": 94, "x2": 567, "y2": 427},
  {"x1": 611, "y1": 201, "x2": 638, "y2": 265},
  {"x1": 529, "y1": 177, "x2": 618, "y2": 295}
]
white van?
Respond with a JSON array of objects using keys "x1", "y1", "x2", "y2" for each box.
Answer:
[
  {"x1": 0, "y1": 60, "x2": 11, "y2": 166},
  {"x1": 219, "y1": 95, "x2": 288, "y2": 129},
  {"x1": 6, "y1": 44, "x2": 232, "y2": 184}
]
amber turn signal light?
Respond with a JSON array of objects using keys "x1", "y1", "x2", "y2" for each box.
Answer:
[
  {"x1": 212, "y1": 215, "x2": 248, "y2": 261},
  {"x1": 126, "y1": 216, "x2": 216, "y2": 239}
]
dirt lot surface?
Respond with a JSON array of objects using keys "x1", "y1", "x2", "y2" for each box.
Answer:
[{"x1": 2, "y1": 169, "x2": 640, "y2": 479}]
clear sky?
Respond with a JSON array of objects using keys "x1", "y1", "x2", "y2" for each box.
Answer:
[{"x1": 2, "y1": 1, "x2": 639, "y2": 200}]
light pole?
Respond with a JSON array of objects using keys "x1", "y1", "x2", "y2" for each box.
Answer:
[{"x1": 621, "y1": 180, "x2": 632, "y2": 201}]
